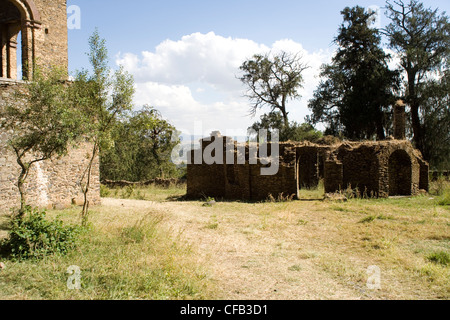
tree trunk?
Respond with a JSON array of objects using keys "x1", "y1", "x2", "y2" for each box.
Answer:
[
  {"x1": 408, "y1": 72, "x2": 426, "y2": 158},
  {"x1": 280, "y1": 101, "x2": 289, "y2": 129},
  {"x1": 152, "y1": 145, "x2": 164, "y2": 178},
  {"x1": 17, "y1": 168, "x2": 27, "y2": 218},
  {"x1": 16, "y1": 157, "x2": 30, "y2": 219},
  {"x1": 376, "y1": 109, "x2": 386, "y2": 141},
  {"x1": 81, "y1": 142, "x2": 98, "y2": 226}
]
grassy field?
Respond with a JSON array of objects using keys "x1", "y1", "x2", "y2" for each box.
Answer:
[
  {"x1": 0, "y1": 180, "x2": 449, "y2": 300},
  {"x1": 0, "y1": 196, "x2": 214, "y2": 300}
]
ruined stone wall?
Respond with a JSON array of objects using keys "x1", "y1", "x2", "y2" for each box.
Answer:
[
  {"x1": 375, "y1": 141, "x2": 421, "y2": 197},
  {"x1": 324, "y1": 160, "x2": 343, "y2": 193},
  {"x1": 186, "y1": 134, "x2": 227, "y2": 199},
  {"x1": 325, "y1": 140, "x2": 425, "y2": 197},
  {"x1": 187, "y1": 133, "x2": 429, "y2": 201},
  {"x1": 187, "y1": 136, "x2": 299, "y2": 201},
  {"x1": 0, "y1": 78, "x2": 100, "y2": 213},
  {"x1": 333, "y1": 143, "x2": 381, "y2": 195}
]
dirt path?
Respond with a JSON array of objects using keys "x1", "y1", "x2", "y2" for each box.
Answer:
[{"x1": 102, "y1": 198, "x2": 366, "y2": 300}]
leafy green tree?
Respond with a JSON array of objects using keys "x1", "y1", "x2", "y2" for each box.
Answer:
[
  {"x1": 383, "y1": 0, "x2": 450, "y2": 158},
  {"x1": 420, "y1": 61, "x2": 450, "y2": 169},
  {"x1": 308, "y1": 6, "x2": 400, "y2": 140},
  {"x1": 0, "y1": 67, "x2": 83, "y2": 217},
  {"x1": 239, "y1": 51, "x2": 308, "y2": 128},
  {"x1": 249, "y1": 111, "x2": 323, "y2": 142},
  {"x1": 72, "y1": 30, "x2": 135, "y2": 226},
  {"x1": 100, "y1": 106, "x2": 180, "y2": 181}
]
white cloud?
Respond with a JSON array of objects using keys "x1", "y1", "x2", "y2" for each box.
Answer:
[
  {"x1": 116, "y1": 32, "x2": 268, "y2": 93},
  {"x1": 116, "y1": 32, "x2": 332, "y2": 137}
]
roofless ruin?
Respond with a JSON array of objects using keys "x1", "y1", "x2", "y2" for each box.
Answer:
[{"x1": 187, "y1": 101, "x2": 429, "y2": 201}]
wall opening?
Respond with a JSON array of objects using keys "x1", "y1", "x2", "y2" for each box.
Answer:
[
  {"x1": 16, "y1": 29, "x2": 22, "y2": 79},
  {"x1": 297, "y1": 152, "x2": 320, "y2": 191},
  {"x1": 388, "y1": 150, "x2": 412, "y2": 196},
  {"x1": 0, "y1": 0, "x2": 33, "y2": 80}
]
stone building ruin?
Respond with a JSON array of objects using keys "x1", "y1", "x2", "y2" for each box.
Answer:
[
  {"x1": 0, "y1": 0, "x2": 100, "y2": 212},
  {"x1": 187, "y1": 101, "x2": 429, "y2": 201}
]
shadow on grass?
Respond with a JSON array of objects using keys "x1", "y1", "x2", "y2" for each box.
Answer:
[{"x1": 168, "y1": 193, "x2": 326, "y2": 204}]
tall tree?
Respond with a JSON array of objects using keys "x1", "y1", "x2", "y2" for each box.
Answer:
[
  {"x1": 420, "y1": 59, "x2": 450, "y2": 169},
  {"x1": 72, "y1": 30, "x2": 135, "y2": 226},
  {"x1": 309, "y1": 6, "x2": 399, "y2": 140},
  {"x1": 239, "y1": 51, "x2": 308, "y2": 128},
  {"x1": 384, "y1": 0, "x2": 450, "y2": 158},
  {"x1": 0, "y1": 68, "x2": 83, "y2": 217},
  {"x1": 100, "y1": 106, "x2": 180, "y2": 181}
]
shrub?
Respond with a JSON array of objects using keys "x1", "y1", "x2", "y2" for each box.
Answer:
[
  {"x1": 427, "y1": 251, "x2": 450, "y2": 266},
  {"x1": 121, "y1": 185, "x2": 135, "y2": 199},
  {"x1": 437, "y1": 192, "x2": 450, "y2": 206},
  {"x1": 100, "y1": 184, "x2": 111, "y2": 197},
  {"x1": 0, "y1": 206, "x2": 80, "y2": 260}
]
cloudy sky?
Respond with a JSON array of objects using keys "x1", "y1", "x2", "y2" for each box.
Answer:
[{"x1": 67, "y1": 0, "x2": 450, "y2": 138}]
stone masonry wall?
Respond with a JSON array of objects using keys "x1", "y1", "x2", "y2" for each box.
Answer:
[
  {"x1": 33, "y1": 0, "x2": 69, "y2": 72},
  {"x1": 1, "y1": 0, "x2": 68, "y2": 80},
  {"x1": 187, "y1": 133, "x2": 429, "y2": 201},
  {"x1": 186, "y1": 134, "x2": 298, "y2": 201},
  {"x1": 0, "y1": 79, "x2": 100, "y2": 213}
]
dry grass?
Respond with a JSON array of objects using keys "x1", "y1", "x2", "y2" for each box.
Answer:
[
  {"x1": 1, "y1": 181, "x2": 449, "y2": 300},
  {"x1": 0, "y1": 201, "x2": 214, "y2": 300}
]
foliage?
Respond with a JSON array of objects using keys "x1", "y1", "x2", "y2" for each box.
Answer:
[
  {"x1": 308, "y1": 6, "x2": 400, "y2": 140},
  {"x1": 239, "y1": 51, "x2": 308, "y2": 127},
  {"x1": 249, "y1": 111, "x2": 323, "y2": 142},
  {"x1": 419, "y1": 61, "x2": 450, "y2": 169},
  {"x1": 0, "y1": 206, "x2": 213, "y2": 300},
  {"x1": 427, "y1": 251, "x2": 450, "y2": 266},
  {"x1": 0, "y1": 207, "x2": 80, "y2": 260},
  {"x1": 383, "y1": 0, "x2": 450, "y2": 158},
  {"x1": 71, "y1": 29, "x2": 135, "y2": 225},
  {"x1": 435, "y1": 180, "x2": 450, "y2": 206},
  {"x1": 0, "y1": 67, "x2": 84, "y2": 217},
  {"x1": 100, "y1": 106, "x2": 180, "y2": 181}
]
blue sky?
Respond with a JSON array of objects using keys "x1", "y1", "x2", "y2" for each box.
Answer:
[{"x1": 67, "y1": 0, "x2": 450, "y2": 138}]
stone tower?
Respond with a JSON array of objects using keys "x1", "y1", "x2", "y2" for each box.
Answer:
[
  {"x1": 0, "y1": 0, "x2": 101, "y2": 212},
  {"x1": 0, "y1": 0, "x2": 68, "y2": 80},
  {"x1": 393, "y1": 100, "x2": 406, "y2": 140}
]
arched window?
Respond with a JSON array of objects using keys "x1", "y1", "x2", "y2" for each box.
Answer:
[{"x1": 0, "y1": 0, "x2": 40, "y2": 80}]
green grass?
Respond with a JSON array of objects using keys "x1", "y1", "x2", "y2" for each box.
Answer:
[
  {"x1": 297, "y1": 180, "x2": 325, "y2": 200},
  {"x1": 437, "y1": 192, "x2": 450, "y2": 206},
  {"x1": 0, "y1": 207, "x2": 214, "y2": 300},
  {"x1": 359, "y1": 214, "x2": 394, "y2": 223},
  {"x1": 427, "y1": 251, "x2": 450, "y2": 266},
  {"x1": 1, "y1": 179, "x2": 449, "y2": 300}
]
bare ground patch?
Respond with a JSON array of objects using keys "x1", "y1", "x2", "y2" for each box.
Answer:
[{"x1": 101, "y1": 196, "x2": 449, "y2": 300}]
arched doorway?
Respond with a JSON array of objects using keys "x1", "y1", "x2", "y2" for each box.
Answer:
[
  {"x1": 0, "y1": 0, "x2": 40, "y2": 80},
  {"x1": 388, "y1": 149, "x2": 412, "y2": 196}
]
